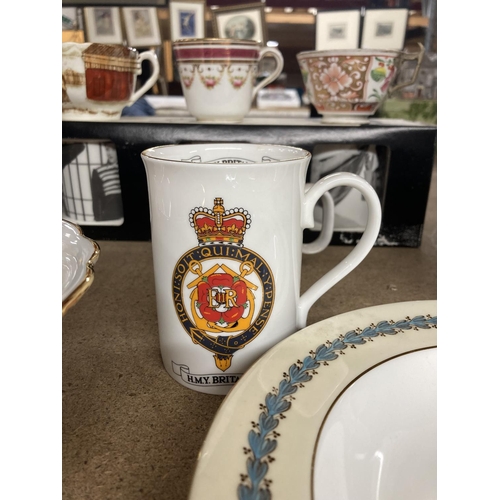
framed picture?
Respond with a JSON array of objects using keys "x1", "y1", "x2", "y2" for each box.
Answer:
[
  {"x1": 122, "y1": 7, "x2": 162, "y2": 47},
  {"x1": 315, "y1": 10, "x2": 361, "y2": 50},
  {"x1": 62, "y1": 30, "x2": 85, "y2": 43},
  {"x1": 67, "y1": 0, "x2": 164, "y2": 4},
  {"x1": 84, "y1": 7, "x2": 123, "y2": 44},
  {"x1": 62, "y1": 7, "x2": 79, "y2": 30},
  {"x1": 361, "y1": 8, "x2": 409, "y2": 50},
  {"x1": 212, "y1": 3, "x2": 267, "y2": 44},
  {"x1": 169, "y1": 0, "x2": 206, "y2": 41}
]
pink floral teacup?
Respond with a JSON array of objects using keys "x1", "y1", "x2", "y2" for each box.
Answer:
[
  {"x1": 173, "y1": 38, "x2": 284, "y2": 122},
  {"x1": 297, "y1": 45, "x2": 424, "y2": 125}
]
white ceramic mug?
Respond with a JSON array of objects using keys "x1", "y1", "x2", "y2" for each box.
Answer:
[
  {"x1": 141, "y1": 143, "x2": 381, "y2": 395},
  {"x1": 173, "y1": 38, "x2": 284, "y2": 122},
  {"x1": 62, "y1": 42, "x2": 160, "y2": 121}
]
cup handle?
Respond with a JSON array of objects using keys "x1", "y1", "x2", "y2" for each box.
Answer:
[
  {"x1": 251, "y1": 47, "x2": 285, "y2": 100},
  {"x1": 302, "y1": 183, "x2": 335, "y2": 255},
  {"x1": 388, "y1": 42, "x2": 425, "y2": 96},
  {"x1": 297, "y1": 172, "x2": 382, "y2": 328},
  {"x1": 129, "y1": 50, "x2": 161, "y2": 103}
]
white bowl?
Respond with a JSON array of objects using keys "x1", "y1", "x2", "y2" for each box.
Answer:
[
  {"x1": 62, "y1": 219, "x2": 100, "y2": 315},
  {"x1": 188, "y1": 300, "x2": 437, "y2": 500}
]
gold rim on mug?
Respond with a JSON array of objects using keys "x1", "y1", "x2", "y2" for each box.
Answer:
[
  {"x1": 297, "y1": 48, "x2": 402, "y2": 58},
  {"x1": 141, "y1": 143, "x2": 312, "y2": 164},
  {"x1": 173, "y1": 38, "x2": 261, "y2": 46}
]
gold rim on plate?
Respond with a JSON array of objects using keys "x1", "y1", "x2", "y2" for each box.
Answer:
[{"x1": 62, "y1": 220, "x2": 100, "y2": 316}]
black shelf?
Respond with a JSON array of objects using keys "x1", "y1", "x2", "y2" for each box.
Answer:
[{"x1": 62, "y1": 117, "x2": 436, "y2": 246}]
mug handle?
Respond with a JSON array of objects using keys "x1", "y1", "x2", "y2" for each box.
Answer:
[
  {"x1": 130, "y1": 50, "x2": 161, "y2": 103},
  {"x1": 251, "y1": 47, "x2": 285, "y2": 100},
  {"x1": 388, "y1": 42, "x2": 425, "y2": 96},
  {"x1": 302, "y1": 183, "x2": 335, "y2": 255},
  {"x1": 297, "y1": 172, "x2": 382, "y2": 328}
]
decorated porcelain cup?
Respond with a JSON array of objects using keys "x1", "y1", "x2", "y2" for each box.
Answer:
[
  {"x1": 173, "y1": 38, "x2": 284, "y2": 122},
  {"x1": 141, "y1": 143, "x2": 382, "y2": 395},
  {"x1": 62, "y1": 42, "x2": 160, "y2": 120},
  {"x1": 297, "y1": 44, "x2": 424, "y2": 125}
]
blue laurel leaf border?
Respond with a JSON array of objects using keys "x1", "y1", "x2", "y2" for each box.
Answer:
[{"x1": 237, "y1": 314, "x2": 437, "y2": 500}]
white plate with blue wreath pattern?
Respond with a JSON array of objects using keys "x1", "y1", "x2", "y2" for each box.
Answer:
[{"x1": 188, "y1": 300, "x2": 437, "y2": 500}]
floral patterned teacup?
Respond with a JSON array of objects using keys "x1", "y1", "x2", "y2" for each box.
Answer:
[
  {"x1": 297, "y1": 45, "x2": 424, "y2": 125},
  {"x1": 173, "y1": 38, "x2": 284, "y2": 122}
]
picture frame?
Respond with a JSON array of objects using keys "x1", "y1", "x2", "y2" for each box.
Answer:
[
  {"x1": 62, "y1": 30, "x2": 85, "y2": 43},
  {"x1": 122, "y1": 7, "x2": 162, "y2": 47},
  {"x1": 67, "y1": 0, "x2": 165, "y2": 4},
  {"x1": 163, "y1": 40, "x2": 175, "y2": 82},
  {"x1": 169, "y1": 0, "x2": 206, "y2": 41},
  {"x1": 84, "y1": 7, "x2": 123, "y2": 44},
  {"x1": 315, "y1": 10, "x2": 361, "y2": 50},
  {"x1": 361, "y1": 8, "x2": 409, "y2": 50},
  {"x1": 62, "y1": 7, "x2": 79, "y2": 30},
  {"x1": 212, "y1": 3, "x2": 267, "y2": 44}
]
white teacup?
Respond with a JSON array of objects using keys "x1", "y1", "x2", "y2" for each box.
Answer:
[
  {"x1": 173, "y1": 38, "x2": 284, "y2": 122},
  {"x1": 141, "y1": 143, "x2": 382, "y2": 394},
  {"x1": 62, "y1": 42, "x2": 160, "y2": 121}
]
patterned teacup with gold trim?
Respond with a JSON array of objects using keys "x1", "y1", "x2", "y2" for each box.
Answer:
[
  {"x1": 297, "y1": 44, "x2": 424, "y2": 125},
  {"x1": 62, "y1": 42, "x2": 160, "y2": 121},
  {"x1": 173, "y1": 38, "x2": 284, "y2": 122}
]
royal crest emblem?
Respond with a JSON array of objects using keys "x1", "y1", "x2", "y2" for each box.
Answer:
[{"x1": 172, "y1": 198, "x2": 275, "y2": 372}]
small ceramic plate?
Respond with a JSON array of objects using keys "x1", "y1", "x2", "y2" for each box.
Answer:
[
  {"x1": 188, "y1": 300, "x2": 437, "y2": 500},
  {"x1": 62, "y1": 219, "x2": 100, "y2": 315}
]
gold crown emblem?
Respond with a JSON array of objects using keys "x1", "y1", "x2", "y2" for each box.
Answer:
[{"x1": 189, "y1": 198, "x2": 251, "y2": 246}]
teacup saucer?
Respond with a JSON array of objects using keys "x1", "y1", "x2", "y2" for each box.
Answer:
[
  {"x1": 195, "y1": 118, "x2": 245, "y2": 124},
  {"x1": 320, "y1": 114, "x2": 370, "y2": 126}
]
